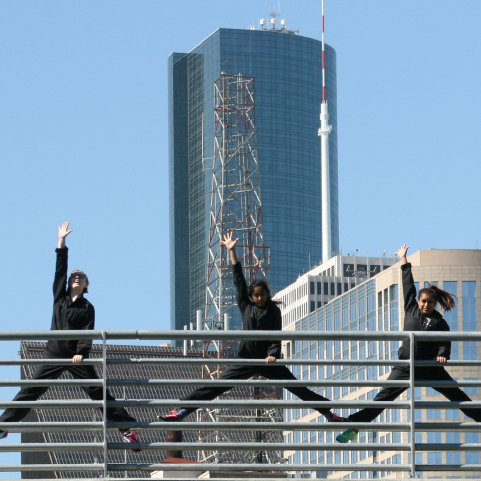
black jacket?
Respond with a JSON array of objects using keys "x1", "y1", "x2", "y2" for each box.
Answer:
[
  {"x1": 46, "y1": 247, "x2": 95, "y2": 358},
  {"x1": 397, "y1": 262, "x2": 451, "y2": 361},
  {"x1": 233, "y1": 262, "x2": 282, "y2": 360}
]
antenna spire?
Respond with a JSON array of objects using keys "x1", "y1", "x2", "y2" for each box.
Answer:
[
  {"x1": 318, "y1": 0, "x2": 333, "y2": 263},
  {"x1": 321, "y1": 0, "x2": 327, "y2": 103}
]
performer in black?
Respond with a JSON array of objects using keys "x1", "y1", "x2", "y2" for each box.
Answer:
[
  {"x1": 159, "y1": 231, "x2": 345, "y2": 423},
  {"x1": 0, "y1": 222, "x2": 141, "y2": 450},
  {"x1": 337, "y1": 243, "x2": 481, "y2": 443}
]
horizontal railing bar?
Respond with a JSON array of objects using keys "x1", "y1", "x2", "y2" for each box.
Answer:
[
  {"x1": 0, "y1": 421, "x2": 412, "y2": 432},
  {"x1": 2, "y1": 420, "x2": 478, "y2": 433},
  {"x1": 0, "y1": 379, "x2": 412, "y2": 388},
  {"x1": 1, "y1": 462, "x2": 480, "y2": 474},
  {"x1": 105, "y1": 379, "x2": 481, "y2": 388},
  {"x1": 0, "y1": 380, "x2": 103, "y2": 387},
  {"x1": 0, "y1": 463, "x2": 411, "y2": 472},
  {"x1": 413, "y1": 401, "x2": 481, "y2": 408},
  {"x1": 2, "y1": 472, "x2": 322, "y2": 481},
  {"x1": 1, "y1": 329, "x2": 480, "y2": 341},
  {"x1": 0, "y1": 443, "x2": 104, "y2": 452},
  {"x1": 2, "y1": 357, "x2": 480, "y2": 367},
  {"x1": 417, "y1": 443, "x2": 481, "y2": 451},
  {"x1": 0, "y1": 442, "x2": 481, "y2": 452},
  {"x1": 416, "y1": 464, "x2": 481, "y2": 471},
  {"x1": 0, "y1": 400, "x2": 414, "y2": 409},
  {"x1": 0, "y1": 359, "x2": 102, "y2": 365},
  {"x1": 6, "y1": 442, "x2": 479, "y2": 452},
  {"x1": 0, "y1": 330, "x2": 413, "y2": 341},
  {"x1": 0, "y1": 442, "x2": 411, "y2": 452},
  {"x1": 0, "y1": 358, "x2": 413, "y2": 366},
  {"x1": 2, "y1": 378, "x2": 480, "y2": 389},
  {"x1": 3, "y1": 420, "x2": 479, "y2": 433}
]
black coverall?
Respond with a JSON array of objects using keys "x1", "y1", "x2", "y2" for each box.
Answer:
[
  {"x1": 180, "y1": 262, "x2": 332, "y2": 416},
  {"x1": 348, "y1": 262, "x2": 481, "y2": 424},
  {"x1": 0, "y1": 247, "x2": 136, "y2": 429}
]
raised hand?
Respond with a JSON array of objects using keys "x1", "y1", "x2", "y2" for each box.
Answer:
[
  {"x1": 395, "y1": 243, "x2": 409, "y2": 260},
  {"x1": 58, "y1": 221, "x2": 73, "y2": 249},
  {"x1": 220, "y1": 231, "x2": 239, "y2": 251}
]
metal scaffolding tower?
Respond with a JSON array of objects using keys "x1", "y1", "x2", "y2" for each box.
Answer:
[
  {"x1": 205, "y1": 72, "x2": 268, "y2": 332},
  {"x1": 198, "y1": 72, "x2": 281, "y2": 465}
]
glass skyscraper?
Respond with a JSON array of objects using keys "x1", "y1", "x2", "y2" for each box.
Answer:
[{"x1": 169, "y1": 28, "x2": 339, "y2": 330}]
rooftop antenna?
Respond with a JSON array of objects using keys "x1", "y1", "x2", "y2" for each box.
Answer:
[{"x1": 318, "y1": 0, "x2": 332, "y2": 263}]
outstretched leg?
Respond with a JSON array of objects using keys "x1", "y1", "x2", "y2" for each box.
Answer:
[
  {"x1": 67, "y1": 364, "x2": 137, "y2": 426},
  {"x1": 0, "y1": 363, "x2": 66, "y2": 424},
  {"x1": 159, "y1": 364, "x2": 259, "y2": 421},
  {"x1": 178, "y1": 364, "x2": 258, "y2": 417},
  {"x1": 66, "y1": 363, "x2": 141, "y2": 451},
  {"x1": 256, "y1": 364, "x2": 346, "y2": 422},
  {"x1": 337, "y1": 366, "x2": 410, "y2": 443},
  {"x1": 422, "y1": 366, "x2": 481, "y2": 422}
]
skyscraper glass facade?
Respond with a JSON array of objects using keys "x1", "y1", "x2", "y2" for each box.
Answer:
[{"x1": 169, "y1": 28, "x2": 339, "y2": 330}]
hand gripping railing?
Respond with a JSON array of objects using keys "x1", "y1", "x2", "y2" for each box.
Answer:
[{"x1": 0, "y1": 330, "x2": 480, "y2": 480}]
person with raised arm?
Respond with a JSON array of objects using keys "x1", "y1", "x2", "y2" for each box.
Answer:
[
  {"x1": 159, "y1": 231, "x2": 346, "y2": 423},
  {"x1": 0, "y1": 222, "x2": 141, "y2": 451},
  {"x1": 336, "y1": 243, "x2": 481, "y2": 443}
]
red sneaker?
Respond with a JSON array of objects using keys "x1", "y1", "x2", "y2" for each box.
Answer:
[
  {"x1": 328, "y1": 413, "x2": 348, "y2": 423},
  {"x1": 123, "y1": 430, "x2": 141, "y2": 452},
  {"x1": 158, "y1": 410, "x2": 182, "y2": 422}
]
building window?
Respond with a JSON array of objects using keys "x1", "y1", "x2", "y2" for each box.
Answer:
[
  {"x1": 465, "y1": 452, "x2": 480, "y2": 464},
  {"x1": 389, "y1": 284, "x2": 399, "y2": 331},
  {"x1": 464, "y1": 378, "x2": 478, "y2": 395},
  {"x1": 443, "y1": 282, "x2": 458, "y2": 331},
  {"x1": 462, "y1": 281, "x2": 477, "y2": 331},
  {"x1": 310, "y1": 281, "x2": 315, "y2": 295},
  {"x1": 463, "y1": 341, "x2": 477, "y2": 360},
  {"x1": 427, "y1": 452, "x2": 442, "y2": 464}
]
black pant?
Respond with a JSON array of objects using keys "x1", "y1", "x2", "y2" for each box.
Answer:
[
  {"x1": 349, "y1": 365, "x2": 481, "y2": 423},
  {"x1": 0, "y1": 360, "x2": 136, "y2": 432},
  {"x1": 180, "y1": 363, "x2": 332, "y2": 416}
]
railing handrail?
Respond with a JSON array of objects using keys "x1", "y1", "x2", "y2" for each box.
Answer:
[{"x1": 1, "y1": 329, "x2": 481, "y2": 341}]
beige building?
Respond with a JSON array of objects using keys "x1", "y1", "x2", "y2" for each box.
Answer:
[{"x1": 281, "y1": 249, "x2": 481, "y2": 479}]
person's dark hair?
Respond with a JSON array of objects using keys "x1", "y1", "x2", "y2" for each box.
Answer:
[
  {"x1": 248, "y1": 279, "x2": 283, "y2": 306},
  {"x1": 418, "y1": 284, "x2": 456, "y2": 312},
  {"x1": 68, "y1": 270, "x2": 89, "y2": 294}
]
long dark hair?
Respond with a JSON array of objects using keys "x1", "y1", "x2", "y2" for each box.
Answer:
[
  {"x1": 248, "y1": 279, "x2": 283, "y2": 306},
  {"x1": 418, "y1": 284, "x2": 457, "y2": 312}
]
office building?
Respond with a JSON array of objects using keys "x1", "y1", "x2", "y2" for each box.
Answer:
[
  {"x1": 169, "y1": 26, "x2": 339, "y2": 331},
  {"x1": 282, "y1": 249, "x2": 481, "y2": 479}
]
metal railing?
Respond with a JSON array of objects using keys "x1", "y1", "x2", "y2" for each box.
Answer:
[{"x1": 0, "y1": 330, "x2": 480, "y2": 480}]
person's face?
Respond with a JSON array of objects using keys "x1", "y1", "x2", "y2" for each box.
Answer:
[
  {"x1": 418, "y1": 293, "x2": 436, "y2": 316},
  {"x1": 251, "y1": 286, "x2": 268, "y2": 308},
  {"x1": 69, "y1": 272, "x2": 88, "y2": 292}
]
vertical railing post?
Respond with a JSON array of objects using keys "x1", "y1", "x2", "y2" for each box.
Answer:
[
  {"x1": 102, "y1": 330, "x2": 108, "y2": 478},
  {"x1": 409, "y1": 331, "x2": 416, "y2": 478}
]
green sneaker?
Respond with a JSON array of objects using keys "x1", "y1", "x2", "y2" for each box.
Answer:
[{"x1": 336, "y1": 428, "x2": 358, "y2": 443}]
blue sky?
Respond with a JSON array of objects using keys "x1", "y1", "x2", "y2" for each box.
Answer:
[{"x1": 1, "y1": 0, "x2": 480, "y2": 475}]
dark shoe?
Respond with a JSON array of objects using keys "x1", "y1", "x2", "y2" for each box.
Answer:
[
  {"x1": 123, "y1": 430, "x2": 141, "y2": 452},
  {"x1": 158, "y1": 410, "x2": 183, "y2": 422},
  {"x1": 328, "y1": 413, "x2": 348, "y2": 423}
]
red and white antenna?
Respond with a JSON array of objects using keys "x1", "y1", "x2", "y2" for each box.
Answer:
[
  {"x1": 321, "y1": 0, "x2": 327, "y2": 103},
  {"x1": 318, "y1": 0, "x2": 332, "y2": 263}
]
